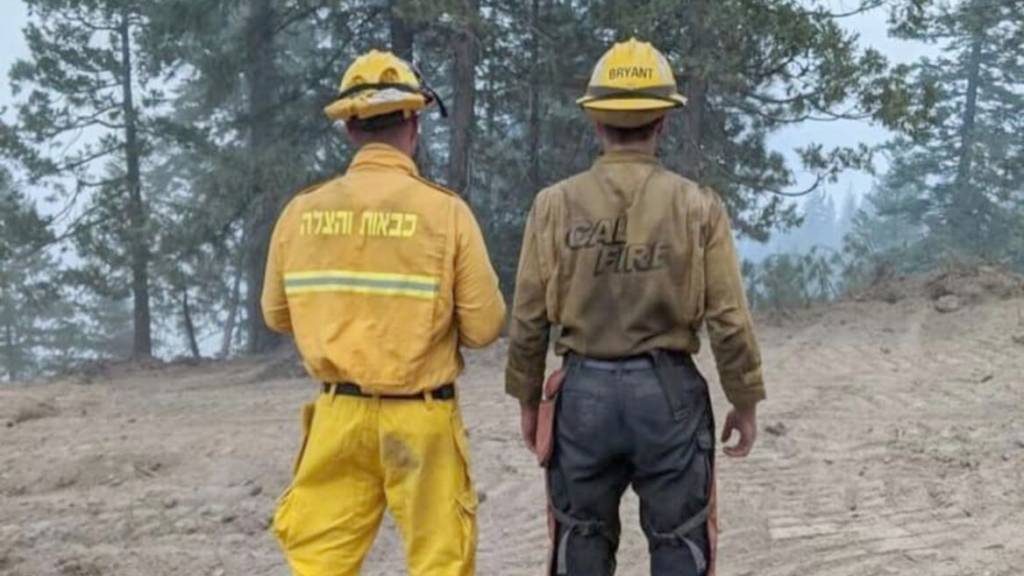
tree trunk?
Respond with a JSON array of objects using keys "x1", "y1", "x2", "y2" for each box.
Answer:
[
  {"x1": 243, "y1": 0, "x2": 282, "y2": 354},
  {"x1": 955, "y1": 33, "x2": 984, "y2": 188},
  {"x1": 389, "y1": 0, "x2": 414, "y2": 61},
  {"x1": 182, "y1": 288, "x2": 201, "y2": 360},
  {"x1": 679, "y1": 0, "x2": 709, "y2": 182},
  {"x1": 527, "y1": 0, "x2": 541, "y2": 194},
  {"x1": 119, "y1": 10, "x2": 152, "y2": 359},
  {"x1": 953, "y1": 28, "x2": 984, "y2": 248},
  {"x1": 447, "y1": 0, "x2": 479, "y2": 197},
  {"x1": 389, "y1": 0, "x2": 434, "y2": 176},
  {"x1": 220, "y1": 246, "x2": 244, "y2": 358},
  {"x1": 2, "y1": 288, "x2": 16, "y2": 383}
]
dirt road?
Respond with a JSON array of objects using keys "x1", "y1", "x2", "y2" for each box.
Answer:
[{"x1": 2, "y1": 294, "x2": 1023, "y2": 575}]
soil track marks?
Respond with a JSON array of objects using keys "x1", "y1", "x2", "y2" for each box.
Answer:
[{"x1": 1, "y1": 296, "x2": 1022, "y2": 575}]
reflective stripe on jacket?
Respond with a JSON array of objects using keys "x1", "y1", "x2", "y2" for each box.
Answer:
[
  {"x1": 505, "y1": 150, "x2": 765, "y2": 408},
  {"x1": 262, "y1": 144, "x2": 506, "y2": 394}
]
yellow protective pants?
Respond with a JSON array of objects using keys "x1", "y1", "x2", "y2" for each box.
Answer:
[{"x1": 272, "y1": 391, "x2": 478, "y2": 576}]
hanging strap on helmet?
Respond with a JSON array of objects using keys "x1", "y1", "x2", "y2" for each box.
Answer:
[{"x1": 336, "y1": 54, "x2": 450, "y2": 121}]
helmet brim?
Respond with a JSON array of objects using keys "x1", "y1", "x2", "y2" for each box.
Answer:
[
  {"x1": 584, "y1": 108, "x2": 671, "y2": 128},
  {"x1": 324, "y1": 92, "x2": 429, "y2": 122},
  {"x1": 577, "y1": 94, "x2": 687, "y2": 111}
]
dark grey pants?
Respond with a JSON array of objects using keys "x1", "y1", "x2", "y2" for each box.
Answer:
[{"x1": 548, "y1": 354, "x2": 714, "y2": 576}]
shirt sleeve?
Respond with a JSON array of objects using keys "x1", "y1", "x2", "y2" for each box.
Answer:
[
  {"x1": 703, "y1": 192, "x2": 766, "y2": 409},
  {"x1": 505, "y1": 198, "x2": 551, "y2": 407},
  {"x1": 453, "y1": 199, "x2": 507, "y2": 348},
  {"x1": 261, "y1": 207, "x2": 293, "y2": 334}
]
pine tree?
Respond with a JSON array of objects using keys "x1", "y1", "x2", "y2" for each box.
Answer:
[
  {"x1": 885, "y1": 0, "x2": 1024, "y2": 263},
  {"x1": 147, "y1": 0, "x2": 388, "y2": 354},
  {"x1": 0, "y1": 166, "x2": 63, "y2": 381},
  {"x1": 798, "y1": 191, "x2": 839, "y2": 252},
  {"x1": 486, "y1": 0, "x2": 931, "y2": 240},
  {"x1": 461, "y1": 0, "x2": 932, "y2": 288},
  {"x1": 837, "y1": 189, "x2": 860, "y2": 245},
  {"x1": 0, "y1": 0, "x2": 939, "y2": 361},
  {"x1": 3, "y1": 0, "x2": 172, "y2": 359},
  {"x1": 842, "y1": 164, "x2": 929, "y2": 288}
]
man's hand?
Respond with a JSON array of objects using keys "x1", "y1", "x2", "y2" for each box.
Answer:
[
  {"x1": 721, "y1": 404, "x2": 758, "y2": 458},
  {"x1": 520, "y1": 402, "x2": 539, "y2": 454}
]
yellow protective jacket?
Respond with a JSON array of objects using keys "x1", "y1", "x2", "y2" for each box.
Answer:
[
  {"x1": 506, "y1": 151, "x2": 765, "y2": 409},
  {"x1": 262, "y1": 144, "x2": 506, "y2": 394}
]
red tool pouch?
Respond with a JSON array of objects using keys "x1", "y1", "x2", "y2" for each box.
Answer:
[
  {"x1": 535, "y1": 368, "x2": 565, "y2": 468},
  {"x1": 708, "y1": 469, "x2": 719, "y2": 576}
]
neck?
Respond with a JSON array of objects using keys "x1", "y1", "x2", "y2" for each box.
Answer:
[
  {"x1": 365, "y1": 139, "x2": 415, "y2": 157},
  {"x1": 602, "y1": 140, "x2": 657, "y2": 156}
]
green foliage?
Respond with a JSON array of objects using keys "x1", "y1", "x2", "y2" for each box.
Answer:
[
  {"x1": 455, "y1": 0, "x2": 932, "y2": 294},
  {"x1": 0, "y1": 1, "x2": 959, "y2": 377},
  {"x1": 0, "y1": 166, "x2": 116, "y2": 381},
  {"x1": 2, "y1": 0, "x2": 174, "y2": 359},
  {"x1": 840, "y1": 168, "x2": 931, "y2": 291},
  {"x1": 743, "y1": 247, "x2": 840, "y2": 311},
  {"x1": 1, "y1": 167, "x2": 51, "y2": 381},
  {"x1": 780, "y1": 191, "x2": 838, "y2": 252},
  {"x1": 877, "y1": 0, "x2": 1024, "y2": 265}
]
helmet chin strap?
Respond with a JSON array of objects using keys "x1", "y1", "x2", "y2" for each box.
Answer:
[
  {"x1": 408, "y1": 60, "x2": 449, "y2": 119},
  {"x1": 421, "y1": 84, "x2": 448, "y2": 118}
]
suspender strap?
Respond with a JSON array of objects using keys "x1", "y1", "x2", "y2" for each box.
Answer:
[
  {"x1": 643, "y1": 503, "x2": 711, "y2": 574},
  {"x1": 550, "y1": 506, "x2": 617, "y2": 575}
]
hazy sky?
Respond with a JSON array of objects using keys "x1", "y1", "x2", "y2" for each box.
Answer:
[
  {"x1": 771, "y1": 7, "x2": 939, "y2": 201},
  {"x1": 0, "y1": 1, "x2": 27, "y2": 112},
  {"x1": 0, "y1": 1, "x2": 938, "y2": 207}
]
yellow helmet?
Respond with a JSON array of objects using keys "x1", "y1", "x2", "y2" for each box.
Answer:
[
  {"x1": 324, "y1": 49, "x2": 445, "y2": 124},
  {"x1": 578, "y1": 38, "x2": 687, "y2": 128}
]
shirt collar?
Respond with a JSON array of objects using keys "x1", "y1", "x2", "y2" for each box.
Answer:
[
  {"x1": 594, "y1": 149, "x2": 660, "y2": 167},
  {"x1": 349, "y1": 143, "x2": 419, "y2": 176}
]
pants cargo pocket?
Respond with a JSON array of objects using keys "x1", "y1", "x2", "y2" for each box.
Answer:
[
  {"x1": 456, "y1": 489, "x2": 479, "y2": 564},
  {"x1": 697, "y1": 427, "x2": 713, "y2": 498},
  {"x1": 451, "y1": 410, "x2": 479, "y2": 564},
  {"x1": 272, "y1": 490, "x2": 294, "y2": 547},
  {"x1": 682, "y1": 428, "x2": 715, "y2": 575},
  {"x1": 293, "y1": 402, "x2": 317, "y2": 476},
  {"x1": 272, "y1": 401, "x2": 317, "y2": 548}
]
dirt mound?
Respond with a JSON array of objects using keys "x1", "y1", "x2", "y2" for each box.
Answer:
[
  {"x1": 55, "y1": 559, "x2": 103, "y2": 576},
  {"x1": 250, "y1": 344, "x2": 307, "y2": 381},
  {"x1": 27, "y1": 453, "x2": 174, "y2": 495},
  {"x1": 47, "y1": 356, "x2": 230, "y2": 386},
  {"x1": 855, "y1": 265, "x2": 1024, "y2": 308},
  {"x1": 4, "y1": 399, "x2": 59, "y2": 426},
  {"x1": 51, "y1": 357, "x2": 168, "y2": 385},
  {"x1": 925, "y1": 265, "x2": 1024, "y2": 301}
]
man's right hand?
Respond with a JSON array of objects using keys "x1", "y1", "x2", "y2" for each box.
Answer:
[{"x1": 520, "y1": 403, "x2": 539, "y2": 454}]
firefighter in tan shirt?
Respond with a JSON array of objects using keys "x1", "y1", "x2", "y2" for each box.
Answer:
[
  {"x1": 506, "y1": 39, "x2": 765, "y2": 576},
  {"x1": 262, "y1": 50, "x2": 505, "y2": 576}
]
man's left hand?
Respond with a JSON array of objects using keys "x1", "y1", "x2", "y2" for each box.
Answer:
[{"x1": 721, "y1": 404, "x2": 758, "y2": 458}]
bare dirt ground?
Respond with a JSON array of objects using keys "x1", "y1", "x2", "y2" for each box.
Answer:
[{"x1": 2, "y1": 291, "x2": 1023, "y2": 575}]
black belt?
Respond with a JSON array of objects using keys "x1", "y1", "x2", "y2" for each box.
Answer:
[
  {"x1": 322, "y1": 382, "x2": 456, "y2": 401},
  {"x1": 567, "y1": 351, "x2": 691, "y2": 372},
  {"x1": 572, "y1": 355, "x2": 654, "y2": 371}
]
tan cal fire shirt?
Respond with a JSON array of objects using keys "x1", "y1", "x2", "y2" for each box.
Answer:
[
  {"x1": 505, "y1": 151, "x2": 765, "y2": 408},
  {"x1": 262, "y1": 144, "x2": 506, "y2": 394}
]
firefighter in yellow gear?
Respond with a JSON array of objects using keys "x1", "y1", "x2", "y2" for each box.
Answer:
[
  {"x1": 262, "y1": 49, "x2": 506, "y2": 576},
  {"x1": 507, "y1": 39, "x2": 766, "y2": 576}
]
